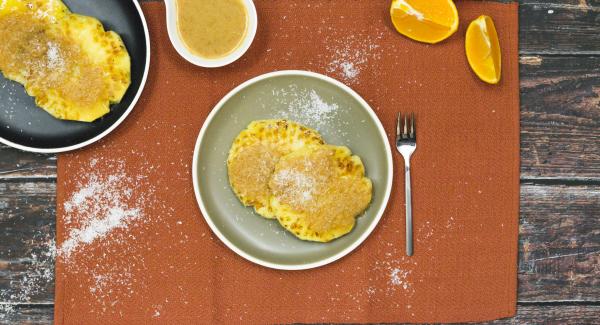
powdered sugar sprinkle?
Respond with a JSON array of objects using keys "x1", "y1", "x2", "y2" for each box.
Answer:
[
  {"x1": 325, "y1": 34, "x2": 383, "y2": 84},
  {"x1": 273, "y1": 85, "x2": 342, "y2": 132},
  {"x1": 59, "y1": 163, "x2": 148, "y2": 258},
  {"x1": 55, "y1": 157, "x2": 165, "y2": 314},
  {"x1": 389, "y1": 267, "x2": 412, "y2": 290},
  {"x1": 272, "y1": 169, "x2": 316, "y2": 203},
  {"x1": 46, "y1": 41, "x2": 64, "y2": 70}
]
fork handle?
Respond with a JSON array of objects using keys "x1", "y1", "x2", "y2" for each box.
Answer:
[{"x1": 404, "y1": 161, "x2": 413, "y2": 256}]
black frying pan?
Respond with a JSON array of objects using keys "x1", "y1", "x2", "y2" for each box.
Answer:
[{"x1": 0, "y1": 0, "x2": 150, "y2": 153}]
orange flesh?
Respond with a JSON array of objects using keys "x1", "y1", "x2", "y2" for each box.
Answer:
[
  {"x1": 390, "y1": 0, "x2": 458, "y2": 44},
  {"x1": 465, "y1": 15, "x2": 502, "y2": 84}
]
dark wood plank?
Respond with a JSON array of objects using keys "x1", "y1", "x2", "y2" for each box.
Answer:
[
  {"x1": 519, "y1": 1, "x2": 600, "y2": 55},
  {"x1": 0, "y1": 145, "x2": 55, "y2": 180},
  {"x1": 520, "y1": 55, "x2": 600, "y2": 181},
  {"x1": 2, "y1": 304, "x2": 600, "y2": 325},
  {"x1": 1, "y1": 182, "x2": 598, "y2": 305},
  {"x1": 488, "y1": 304, "x2": 600, "y2": 324},
  {"x1": 0, "y1": 182, "x2": 55, "y2": 305},
  {"x1": 0, "y1": 305, "x2": 53, "y2": 325},
  {"x1": 519, "y1": 184, "x2": 600, "y2": 302}
]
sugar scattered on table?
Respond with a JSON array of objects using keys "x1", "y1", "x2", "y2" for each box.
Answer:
[
  {"x1": 0, "y1": 235, "x2": 55, "y2": 320},
  {"x1": 324, "y1": 33, "x2": 383, "y2": 84},
  {"x1": 54, "y1": 158, "x2": 167, "y2": 314},
  {"x1": 59, "y1": 160, "x2": 155, "y2": 257},
  {"x1": 389, "y1": 268, "x2": 412, "y2": 290},
  {"x1": 0, "y1": 305, "x2": 15, "y2": 320}
]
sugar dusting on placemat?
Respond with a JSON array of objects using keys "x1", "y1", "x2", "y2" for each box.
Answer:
[
  {"x1": 325, "y1": 33, "x2": 384, "y2": 84},
  {"x1": 55, "y1": 156, "x2": 174, "y2": 314},
  {"x1": 59, "y1": 159, "x2": 151, "y2": 258}
]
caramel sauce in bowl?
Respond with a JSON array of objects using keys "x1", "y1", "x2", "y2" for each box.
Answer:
[{"x1": 165, "y1": 0, "x2": 257, "y2": 68}]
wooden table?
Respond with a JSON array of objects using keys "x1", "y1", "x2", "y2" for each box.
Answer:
[{"x1": 1, "y1": 0, "x2": 599, "y2": 323}]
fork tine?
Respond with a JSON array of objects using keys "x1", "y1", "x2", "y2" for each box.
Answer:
[
  {"x1": 403, "y1": 114, "x2": 408, "y2": 137},
  {"x1": 410, "y1": 112, "x2": 415, "y2": 138},
  {"x1": 396, "y1": 112, "x2": 401, "y2": 138}
]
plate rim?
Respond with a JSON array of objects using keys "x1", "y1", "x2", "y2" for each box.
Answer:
[
  {"x1": 0, "y1": 0, "x2": 151, "y2": 153},
  {"x1": 191, "y1": 70, "x2": 393, "y2": 270}
]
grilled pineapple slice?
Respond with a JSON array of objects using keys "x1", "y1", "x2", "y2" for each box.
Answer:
[
  {"x1": 269, "y1": 145, "x2": 372, "y2": 242},
  {"x1": 227, "y1": 120, "x2": 324, "y2": 219},
  {"x1": 0, "y1": 0, "x2": 69, "y2": 21},
  {"x1": 0, "y1": 0, "x2": 131, "y2": 122}
]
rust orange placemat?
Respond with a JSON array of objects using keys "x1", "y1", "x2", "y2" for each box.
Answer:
[{"x1": 56, "y1": 1, "x2": 519, "y2": 323}]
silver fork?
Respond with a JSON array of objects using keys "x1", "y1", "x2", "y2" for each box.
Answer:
[{"x1": 396, "y1": 112, "x2": 416, "y2": 256}]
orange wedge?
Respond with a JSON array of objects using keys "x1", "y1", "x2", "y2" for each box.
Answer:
[
  {"x1": 390, "y1": 0, "x2": 459, "y2": 44},
  {"x1": 465, "y1": 15, "x2": 502, "y2": 84}
]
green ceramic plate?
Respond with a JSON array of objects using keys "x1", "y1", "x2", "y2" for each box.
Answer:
[{"x1": 192, "y1": 71, "x2": 393, "y2": 270}]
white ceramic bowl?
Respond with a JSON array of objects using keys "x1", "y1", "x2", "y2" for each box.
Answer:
[{"x1": 165, "y1": 0, "x2": 258, "y2": 68}]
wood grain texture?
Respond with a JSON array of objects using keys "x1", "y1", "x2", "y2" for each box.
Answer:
[
  {"x1": 519, "y1": 184, "x2": 600, "y2": 302},
  {"x1": 2, "y1": 304, "x2": 600, "y2": 325},
  {"x1": 0, "y1": 182, "x2": 55, "y2": 305},
  {"x1": 0, "y1": 145, "x2": 55, "y2": 180},
  {"x1": 488, "y1": 305, "x2": 600, "y2": 324},
  {"x1": 0, "y1": 305, "x2": 53, "y2": 325},
  {"x1": 519, "y1": 1, "x2": 600, "y2": 55},
  {"x1": 520, "y1": 55, "x2": 600, "y2": 181},
  {"x1": 1, "y1": 182, "x2": 598, "y2": 306}
]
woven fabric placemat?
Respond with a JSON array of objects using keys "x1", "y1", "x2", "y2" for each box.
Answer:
[{"x1": 56, "y1": 1, "x2": 519, "y2": 323}]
